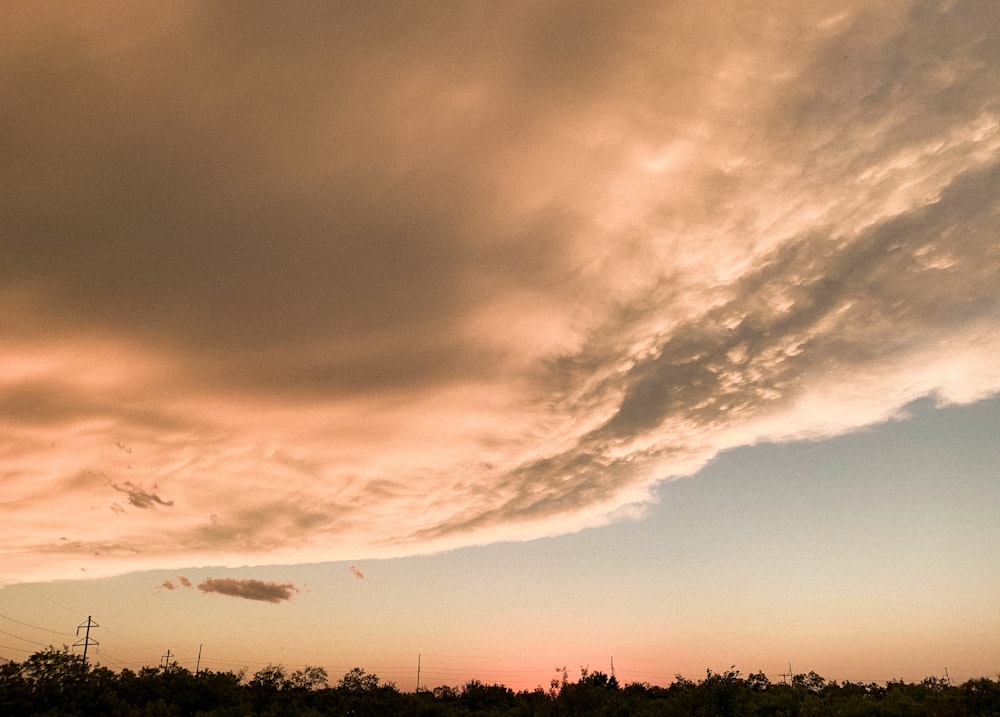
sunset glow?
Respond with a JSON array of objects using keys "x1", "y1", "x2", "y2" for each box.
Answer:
[{"x1": 1, "y1": 0, "x2": 998, "y2": 692}]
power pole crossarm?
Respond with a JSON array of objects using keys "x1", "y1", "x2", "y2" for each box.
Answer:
[{"x1": 73, "y1": 616, "x2": 99, "y2": 666}]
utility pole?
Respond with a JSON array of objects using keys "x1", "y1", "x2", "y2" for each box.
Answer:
[
  {"x1": 74, "y1": 616, "x2": 99, "y2": 666},
  {"x1": 195, "y1": 644, "x2": 203, "y2": 676},
  {"x1": 610, "y1": 656, "x2": 615, "y2": 681},
  {"x1": 780, "y1": 663, "x2": 792, "y2": 685},
  {"x1": 416, "y1": 653, "x2": 421, "y2": 693},
  {"x1": 161, "y1": 649, "x2": 173, "y2": 668}
]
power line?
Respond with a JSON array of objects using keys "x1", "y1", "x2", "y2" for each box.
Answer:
[
  {"x1": 0, "y1": 613, "x2": 75, "y2": 636},
  {"x1": 92, "y1": 650, "x2": 129, "y2": 671},
  {"x1": 0, "y1": 629, "x2": 49, "y2": 647},
  {"x1": 0, "y1": 643, "x2": 35, "y2": 655},
  {"x1": 15, "y1": 585, "x2": 84, "y2": 617}
]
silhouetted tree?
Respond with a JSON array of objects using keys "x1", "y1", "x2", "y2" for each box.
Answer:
[
  {"x1": 336, "y1": 666, "x2": 382, "y2": 694},
  {"x1": 2, "y1": 647, "x2": 998, "y2": 717},
  {"x1": 285, "y1": 665, "x2": 328, "y2": 691}
]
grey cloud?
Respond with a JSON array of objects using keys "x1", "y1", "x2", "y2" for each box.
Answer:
[
  {"x1": 1, "y1": 7, "x2": 488, "y2": 341},
  {"x1": 111, "y1": 481, "x2": 174, "y2": 509},
  {"x1": 784, "y1": 1, "x2": 1000, "y2": 148},
  {"x1": 0, "y1": 2, "x2": 730, "y2": 401},
  {"x1": 408, "y1": 449, "x2": 640, "y2": 542},
  {"x1": 601, "y1": 158, "x2": 1000, "y2": 441},
  {"x1": 418, "y1": 155, "x2": 1000, "y2": 539},
  {"x1": 197, "y1": 577, "x2": 298, "y2": 603}
]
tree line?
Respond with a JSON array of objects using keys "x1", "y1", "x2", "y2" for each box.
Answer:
[{"x1": 2, "y1": 646, "x2": 998, "y2": 716}]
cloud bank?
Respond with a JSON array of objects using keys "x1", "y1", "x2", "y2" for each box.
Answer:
[{"x1": 2, "y1": 1, "x2": 999, "y2": 582}]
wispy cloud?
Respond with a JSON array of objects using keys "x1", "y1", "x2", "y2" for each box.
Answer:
[
  {"x1": 196, "y1": 578, "x2": 298, "y2": 604},
  {"x1": 1, "y1": 1, "x2": 998, "y2": 582},
  {"x1": 110, "y1": 482, "x2": 174, "y2": 510}
]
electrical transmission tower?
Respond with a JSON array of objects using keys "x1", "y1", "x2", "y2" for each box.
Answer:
[{"x1": 73, "y1": 616, "x2": 99, "y2": 666}]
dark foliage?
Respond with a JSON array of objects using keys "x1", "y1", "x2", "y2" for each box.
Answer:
[{"x1": 1, "y1": 647, "x2": 998, "y2": 716}]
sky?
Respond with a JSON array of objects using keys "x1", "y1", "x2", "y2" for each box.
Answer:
[{"x1": 1, "y1": 0, "x2": 998, "y2": 691}]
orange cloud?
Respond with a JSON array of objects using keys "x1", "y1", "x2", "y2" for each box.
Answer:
[{"x1": 1, "y1": 1, "x2": 999, "y2": 584}]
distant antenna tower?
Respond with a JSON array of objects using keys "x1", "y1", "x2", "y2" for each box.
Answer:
[{"x1": 73, "y1": 616, "x2": 99, "y2": 666}]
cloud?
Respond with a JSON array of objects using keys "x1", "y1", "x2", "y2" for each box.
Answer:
[
  {"x1": 160, "y1": 573, "x2": 296, "y2": 602},
  {"x1": 110, "y1": 481, "x2": 174, "y2": 510},
  {"x1": 196, "y1": 578, "x2": 298, "y2": 604},
  {"x1": 1, "y1": 0, "x2": 999, "y2": 583},
  {"x1": 349, "y1": 566, "x2": 364, "y2": 580},
  {"x1": 161, "y1": 575, "x2": 192, "y2": 592}
]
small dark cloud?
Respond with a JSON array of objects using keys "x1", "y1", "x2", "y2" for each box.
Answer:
[
  {"x1": 349, "y1": 565, "x2": 364, "y2": 579},
  {"x1": 110, "y1": 481, "x2": 174, "y2": 509},
  {"x1": 196, "y1": 578, "x2": 298, "y2": 603},
  {"x1": 161, "y1": 575, "x2": 192, "y2": 592}
]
